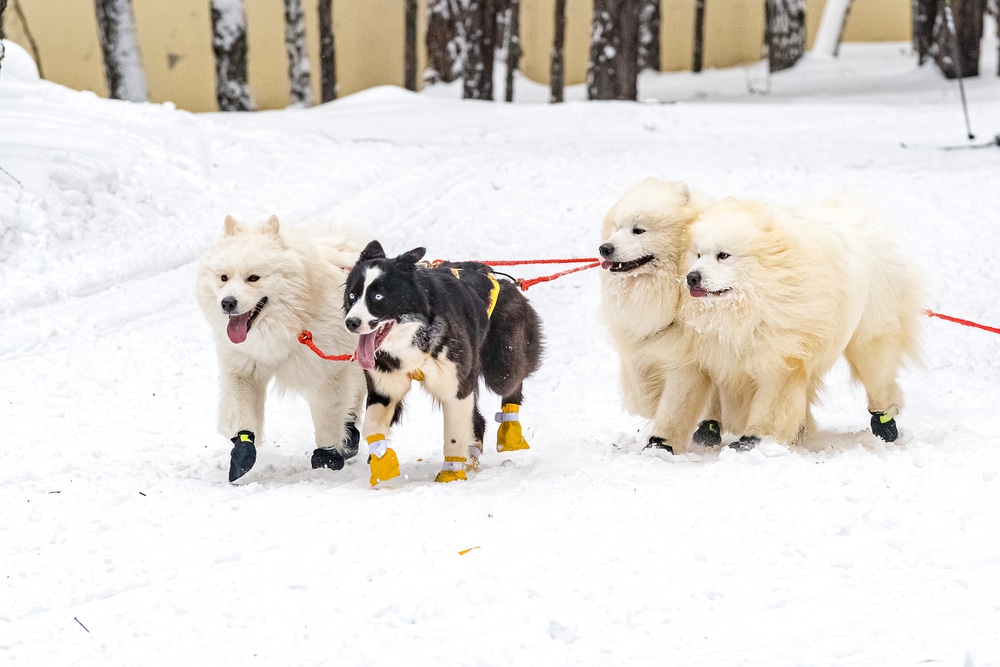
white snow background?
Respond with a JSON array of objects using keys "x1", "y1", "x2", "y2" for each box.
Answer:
[{"x1": 2, "y1": 33, "x2": 1000, "y2": 666}]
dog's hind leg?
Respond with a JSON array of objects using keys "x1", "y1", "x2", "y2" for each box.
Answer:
[
  {"x1": 845, "y1": 335, "x2": 906, "y2": 442},
  {"x1": 496, "y1": 384, "x2": 531, "y2": 453},
  {"x1": 436, "y1": 393, "x2": 478, "y2": 483}
]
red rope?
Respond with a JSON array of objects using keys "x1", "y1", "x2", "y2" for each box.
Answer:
[
  {"x1": 925, "y1": 309, "x2": 1000, "y2": 335},
  {"x1": 298, "y1": 331, "x2": 355, "y2": 362},
  {"x1": 477, "y1": 257, "x2": 600, "y2": 267},
  {"x1": 517, "y1": 262, "x2": 602, "y2": 291}
]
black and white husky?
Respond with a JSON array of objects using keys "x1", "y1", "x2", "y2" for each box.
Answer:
[{"x1": 343, "y1": 241, "x2": 544, "y2": 486}]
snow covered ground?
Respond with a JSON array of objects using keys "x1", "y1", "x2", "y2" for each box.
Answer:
[{"x1": 2, "y1": 37, "x2": 1000, "y2": 666}]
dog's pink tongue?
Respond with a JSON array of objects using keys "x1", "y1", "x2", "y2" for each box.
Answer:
[
  {"x1": 356, "y1": 332, "x2": 377, "y2": 371},
  {"x1": 600, "y1": 260, "x2": 613, "y2": 270},
  {"x1": 227, "y1": 313, "x2": 251, "y2": 344}
]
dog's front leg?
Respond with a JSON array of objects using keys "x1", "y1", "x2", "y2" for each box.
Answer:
[
  {"x1": 647, "y1": 364, "x2": 712, "y2": 455},
  {"x1": 361, "y1": 371, "x2": 410, "y2": 486},
  {"x1": 218, "y1": 367, "x2": 269, "y2": 482}
]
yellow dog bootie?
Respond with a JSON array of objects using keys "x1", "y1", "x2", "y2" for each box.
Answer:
[
  {"x1": 496, "y1": 403, "x2": 530, "y2": 452},
  {"x1": 367, "y1": 434, "x2": 400, "y2": 487},
  {"x1": 435, "y1": 456, "x2": 468, "y2": 483}
]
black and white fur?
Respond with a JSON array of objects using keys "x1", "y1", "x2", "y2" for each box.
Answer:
[{"x1": 343, "y1": 241, "x2": 543, "y2": 472}]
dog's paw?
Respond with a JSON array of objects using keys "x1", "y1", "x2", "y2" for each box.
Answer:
[
  {"x1": 642, "y1": 436, "x2": 674, "y2": 455},
  {"x1": 369, "y1": 448, "x2": 400, "y2": 487},
  {"x1": 229, "y1": 430, "x2": 257, "y2": 482},
  {"x1": 311, "y1": 447, "x2": 346, "y2": 471},
  {"x1": 342, "y1": 421, "x2": 361, "y2": 459},
  {"x1": 728, "y1": 435, "x2": 759, "y2": 451},
  {"x1": 692, "y1": 420, "x2": 723, "y2": 447},
  {"x1": 870, "y1": 412, "x2": 898, "y2": 442}
]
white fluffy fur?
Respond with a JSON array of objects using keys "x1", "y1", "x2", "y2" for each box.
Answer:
[
  {"x1": 598, "y1": 178, "x2": 720, "y2": 452},
  {"x1": 195, "y1": 215, "x2": 366, "y2": 453},
  {"x1": 683, "y1": 195, "x2": 925, "y2": 445}
]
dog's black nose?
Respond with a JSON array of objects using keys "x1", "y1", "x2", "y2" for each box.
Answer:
[
  {"x1": 686, "y1": 271, "x2": 701, "y2": 290},
  {"x1": 221, "y1": 296, "x2": 238, "y2": 314},
  {"x1": 598, "y1": 243, "x2": 614, "y2": 258},
  {"x1": 345, "y1": 317, "x2": 361, "y2": 333}
]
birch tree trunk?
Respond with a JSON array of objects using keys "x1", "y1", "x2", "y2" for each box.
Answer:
[
  {"x1": 813, "y1": 0, "x2": 853, "y2": 57},
  {"x1": 764, "y1": 0, "x2": 806, "y2": 73},
  {"x1": 318, "y1": 0, "x2": 336, "y2": 101},
  {"x1": 550, "y1": 0, "x2": 566, "y2": 102},
  {"x1": 210, "y1": 0, "x2": 254, "y2": 110},
  {"x1": 588, "y1": 0, "x2": 641, "y2": 100},
  {"x1": 284, "y1": 0, "x2": 312, "y2": 106},
  {"x1": 94, "y1": 0, "x2": 148, "y2": 101}
]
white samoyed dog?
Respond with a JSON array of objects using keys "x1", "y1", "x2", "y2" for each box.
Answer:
[
  {"x1": 682, "y1": 195, "x2": 925, "y2": 449},
  {"x1": 196, "y1": 215, "x2": 366, "y2": 481},
  {"x1": 597, "y1": 178, "x2": 724, "y2": 454}
]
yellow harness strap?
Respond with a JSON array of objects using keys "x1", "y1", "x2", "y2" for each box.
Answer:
[{"x1": 448, "y1": 267, "x2": 501, "y2": 319}]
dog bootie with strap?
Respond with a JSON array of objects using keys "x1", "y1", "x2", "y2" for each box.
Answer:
[
  {"x1": 496, "y1": 403, "x2": 530, "y2": 452},
  {"x1": 870, "y1": 410, "x2": 899, "y2": 442},
  {"x1": 367, "y1": 434, "x2": 400, "y2": 487},
  {"x1": 229, "y1": 430, "x2": 257, "y2": 482},
  {"x1": 435, "y1": 456, "x2": 468, "y2": 483}
]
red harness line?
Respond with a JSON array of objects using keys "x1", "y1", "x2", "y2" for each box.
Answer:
[{"x1": 924, "y1": 309, "x2": 1000, "y2": 335}]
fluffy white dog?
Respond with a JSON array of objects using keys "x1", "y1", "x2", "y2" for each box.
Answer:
[
  {"x1": 196, "y1": 215, "x2": 366, "y2": 481},
  {"x1": 598, "y1": 178, "x2": 723, "y2": 453},
  {"x1": 682, "y1": 195, "x2": 925, "y2": 449}
]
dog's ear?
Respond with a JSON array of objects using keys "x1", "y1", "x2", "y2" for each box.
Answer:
[
  {"x1": 677, "y1": 182, "x2": 691, "y2": 203},
  {"x1": 263, "y1": 215, "x2": 280, "y2": 235},
  {"x1": 224, "y1": 215, "x2": 242, "y2": 236},
  {"x1": 397, "y1": 247, "x2": 426, "y2": 268},
  {"x1": 359, "y1": 240, "x2": 386, "y2": 262}
]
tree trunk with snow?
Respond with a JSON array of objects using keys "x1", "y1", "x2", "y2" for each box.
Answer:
[
  {"x1": 462, "y1": 0, "x2": 497, "y2": 100},
  {"x1": 588, "y1": 0, "x2": 641, "y2": 100},
  {"x1": 550, "y1": 0, "x2": 566, "y2": 102},
  {"x1": 692, "y1": 0, "x2": 706, "y2": 72},
  {"x1": 318, "y1": 0, "x2": 337, "y2": 101},
  {"x1": 405, "y1": 0, "x2": 418, "y2": 90},
  {"x1": 913, "y1": 0, "x2": 938, "y2": 64},
  {"x1": 0, "y1": 0, "x2": 7, "y2": 77},
  {"x1": 284, "y1": 0, "x2": 312, "y2": 106},
  {"x1": 210, "y1": 0, "x2": 255, "y2": 111},
  {"x1": 932, "y1": 0, "x2": 985, "y2": 78},
  {"x1": 764, "y1": 0, "x2": 806, "y2": 72},
  {"x1": 638, "y1": 0, "x2": 660, "y2": 71},
  {"x1": 503, "y1": 0, "x2": 520, "y2": 101},
  {"x1": 94, "y1": 0, "x2": 148, "y2": 102},
  {"x1": 426, "y1": 0, "x2": 462, "y2": 84},
  {"x1": 813, "y1": 0, "x2": 853, "y2": 57}
]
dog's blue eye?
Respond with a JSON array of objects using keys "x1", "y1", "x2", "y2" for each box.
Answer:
[
  {"x1": 716, "y1": 252, "x2": 730, "y2": 261},
  {"x1": 347, "y1": 292, "x2": 356, "y2": 302},
  {"x1": 247, "y1": 275, "x2": 260, "y2": 282},
  {"x1": 373, "y1": 293, "x2": 384, "y2": 301},
  {"x1": 632, "y1": 228, "x2": 645, "y2": 235}
]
